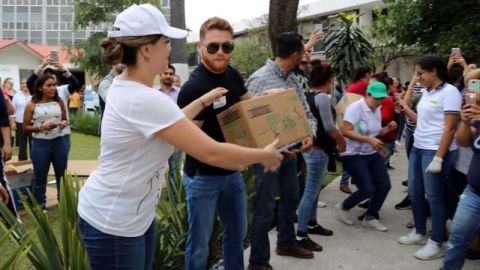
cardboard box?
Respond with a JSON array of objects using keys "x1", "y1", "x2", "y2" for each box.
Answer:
[
  {"x1": 335, "y1": 92, "x2": 363, "y2": 128},
  {"x1": 217, "y1": 89, "x2": 312, "y2": 149},
  {"x1": 5, "y1": 161, "x2": 34, "y2": 189}
]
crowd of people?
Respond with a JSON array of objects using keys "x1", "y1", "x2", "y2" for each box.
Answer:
[{"x1": 0, "y1": 3, "x2": 479, "y2": 270}]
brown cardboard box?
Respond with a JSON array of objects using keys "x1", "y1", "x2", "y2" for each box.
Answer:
[
  {"x1": 5, "y1": 161, "x2": 34, "y2": 189},
  {"x1": 335, "y1": 92, "x2": 363, "y2": 128},
  {"x1": 217, "y1": 89, "x2": 312, "y2": 149}
]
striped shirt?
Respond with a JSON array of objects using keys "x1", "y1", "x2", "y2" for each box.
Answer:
[
  {"x1": 246, "y1": 59, "x2": 317, "y2": 135},
  {"x1": 405, "y1": 84, "x2": 423, "y2": 131}
]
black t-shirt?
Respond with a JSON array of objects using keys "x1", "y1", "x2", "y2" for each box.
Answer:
[{"x1": 177, "y1": 63, "x2": 247, "y2": 177}]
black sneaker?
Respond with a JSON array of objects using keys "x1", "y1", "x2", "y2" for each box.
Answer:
[
  {"x1": 466, "y1": 248, "x2": 480, "y2": 260},
  {"x1": 307, "y1": 224, "x2": 333, "y2": 236},
  {"x1": 296, "y1": 236, "x2": 323, "y2": 252},
  {"x1": 402, "y1": 180, "x2": 408, "y2": 187},
  {"x1": 395, "y1": 195, "x2": 411, "y2": 210}
]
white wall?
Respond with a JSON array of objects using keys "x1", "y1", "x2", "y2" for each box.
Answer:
[{"x1": 0, "y1": 45, "x2": 42, "y2": 71}]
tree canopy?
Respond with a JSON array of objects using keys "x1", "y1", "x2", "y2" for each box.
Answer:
[{"x1": 379, "y1": 0, "x2": 480, "y2": 63}]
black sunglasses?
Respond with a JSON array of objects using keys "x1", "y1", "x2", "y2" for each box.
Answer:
[{"x1": 205, "y1": 42, "x2": 234, "y2": 54}]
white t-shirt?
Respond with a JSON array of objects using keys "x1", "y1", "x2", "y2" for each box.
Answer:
[
  {"x1": 78, "y1": 78, "x2": 185, "y2": 237},
  {"x1": 12, "y1": 91, "x2": 31, "y2": 123},
  {"x1": 57, "y1": 85, "x2": 71, "y2": 134},
  {"x1": 341, "y1": 98, "x2": 382, "y2": 156},
  {"x1": 414, "y1": 83, "x2": 462, "y2": 151}
]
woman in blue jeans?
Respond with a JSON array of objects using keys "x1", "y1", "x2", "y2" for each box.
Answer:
[
  {"x1": 23, "y1": 73, "x2": 68, "y2": 211},
  {"x1": 295, "y1": 61, "x2": 345, "y2": 251},
  {"x1": 397, "y1": 55, "x2": 462, "y2": 260},
  {"x1": 442, "y1": 102, "x2": 480, "y2": 269},
  {"x1": 335, "y1": 82, "x2": 396, "y2": 232}
]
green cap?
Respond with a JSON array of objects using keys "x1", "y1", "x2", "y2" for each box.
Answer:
[{"x1": 367, "y1": 81, "x2": 388, "y2": 98}]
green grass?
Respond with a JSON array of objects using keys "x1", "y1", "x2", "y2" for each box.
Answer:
[
  {"x1": 322, "y1": 161, "x2": 342, "y2": 188},
  {"x1": 68, "y1": 132, "x2": 100, "y2": 160},
  {"x1": 12, "y1": 132, "x2": 100, "y2": 161}
]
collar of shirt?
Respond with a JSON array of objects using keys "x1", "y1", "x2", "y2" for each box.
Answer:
[
  {"x1": 160, "y1": 85, "x2": 180, "y2": 93},
  {"x1": 266, "y1": 59, "x2": 291, "y2": 80},
  {"x1": 426, "y1": 82, "x2": 446, "y2": 93}
]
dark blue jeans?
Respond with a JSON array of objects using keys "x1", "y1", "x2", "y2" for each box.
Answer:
[
  {"x1": 341, "y1": 153, "x2": 391, "y2": 219},
  {"x1": 31, "y1": 137, "x2": 68, "y2": 207},
  {"x1": 79, "y1": 217, "x2": 155, "y2": 270},
  {"x1": 297, "y1": 149, "x2": 328, "y2": 232},
  {"x1": 183, "y1": 172, "x2": 246, "y2": 270},
  {"x1": 408, "y1": 147, "x2": 457, "y2": 242},
  {"x1": 249, "y1": 156, "x2": 299, "y2": 265},
  {"x1": 443, "y1": 186, "x2": 480, "y2": 270}
]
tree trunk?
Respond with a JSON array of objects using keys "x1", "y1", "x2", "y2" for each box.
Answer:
[
  {"x1": 268, "y1": 0, "x2": 300, "y2": 56},
  {"x1": 169, "y1": 0, "x2": 187, "y2": 64}
]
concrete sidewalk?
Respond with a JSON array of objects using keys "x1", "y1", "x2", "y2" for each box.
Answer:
[{"x1": 244, "y1": 147, "x2": 479, "y2": 270}]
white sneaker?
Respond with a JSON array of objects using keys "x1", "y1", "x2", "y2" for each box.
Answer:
[
  {"x1": 398, "y1": 229, "x2": 427, "y2": 245},
  {"x1": 395, "y1": 140, "x2": 402, "y2": 148},
  {"x1": 414, "y1": 238, "x2": 444, "y2": 260},
  {"x1": 317, "y1": 201, "x2": 327, "y2": 208},
  {"x1": 362, "y1": 219, "x2": 388, "y2": 232},
  {"x1": 335, "y1": 203, "x2": 354, "y2": 225}
]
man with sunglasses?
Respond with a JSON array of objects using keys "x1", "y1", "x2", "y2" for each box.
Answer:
[
  {"x1": 246, "y1": 32, "x2": 318, "y2": 270},
  {"x1": 177, "y1": 17, "x2": 256, "y2": 270}
]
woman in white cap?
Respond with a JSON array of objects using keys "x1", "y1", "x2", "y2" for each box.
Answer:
[{"x1": 77, "y1": 4, "x2": 282, "y2": 269}]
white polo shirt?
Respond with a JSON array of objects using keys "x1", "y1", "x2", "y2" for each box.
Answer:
[
  {"x1": 341, "y1": 98, "x2": 382, "y2": 156},
  {"x1": 414, "y1": 83, "x2": 462, "y2": 151}
]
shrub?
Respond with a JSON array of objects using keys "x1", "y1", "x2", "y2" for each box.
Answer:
[{"x1": 69, "y1": 113, "x2": 100, "y2": 137}]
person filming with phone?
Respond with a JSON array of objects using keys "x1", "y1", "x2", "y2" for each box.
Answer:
[{"x1": 27, "y1": 50, "x2": 80, "y2": 155}]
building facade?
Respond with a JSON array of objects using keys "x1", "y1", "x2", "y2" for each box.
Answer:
[{"x1": 0, "y1": 0, "x2": 171, "y2": 46}]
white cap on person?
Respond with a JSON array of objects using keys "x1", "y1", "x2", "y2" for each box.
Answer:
[{"x1": 108, "y1": 4, "x2": 187, "y2": 39}]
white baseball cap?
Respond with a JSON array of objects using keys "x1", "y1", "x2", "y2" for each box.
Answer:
[{"x1": 108, "y1": 4, "x2": 187, "y2": 39}]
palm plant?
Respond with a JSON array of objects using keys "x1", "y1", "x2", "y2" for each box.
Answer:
[
  {"x1": 321, "y1": 12, "x2": 375, "y2": 87},
  {"x1": 0, "y1": 174, "x2": 91, "y2": 270}
]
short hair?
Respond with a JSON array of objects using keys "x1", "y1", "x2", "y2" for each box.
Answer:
[
  {"x1": 167, "y1": 64, "x2": 176, "y2": 73},
  {"x1": 353, "y1": 66, "x2": 372, "y2": 82},
  {"x1": 415, "y1": 55, "x2": 450, "y2": 83},
  {"x1": 275, "y1": 32, "x2": 304, "y2": 59},
  {"x1": 199, "y1": 17, "x2": 233, "y2": 40},
  {"x1": 309, "y1": 60, "x2": 333, "y2": 88},
  {"x1": 371, "y1": 73, "x2": 393, "y2": 87}
]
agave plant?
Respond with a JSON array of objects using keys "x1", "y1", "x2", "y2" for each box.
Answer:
[
  {"x1": 0, "y1": 174, "x2": 90, "y2": 270},
  {"x1": 321, "y1": 12, "x2": 375, "y2": 87}
]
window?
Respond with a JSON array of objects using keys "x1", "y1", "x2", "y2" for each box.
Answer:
[
  {"x1": 47, "y1": 39, "x2": 59, "y2": 45},
  {"x1": 74, "y1": 31, "x2": 86, "y2": 38},
  {"x1": 31, "y1": 7, "x2": 42, "y2": 13},
  {"x1": 61, "y1": 31, "x2": 71, "y2": 38},
  {"x1": 2, "y1": 23, "x2": 8, "y2": 29},
  {"x1": 61, "y1": 14, "x2": 72, "y2": 21},
  {"x1": 47, "y1": 31, "x2": 58, "y2": 38},
  {"x1": 17, "y1": 31, "x2": 28, "y2": 38},
  {"x1": 3, "y1": 6, "x2": 14, "y2": 12},
  {"x1": 3, "y1": 31, "x2": 15, "y2": 38},
  {"x1": 31, "y1": 31, "x2": 42, "y2": 38},
  {"x1": 17, "y1": 6, "x2": 28, "y2": 13},
  {"x1": 61, "y1": 7, "x2": 72, "y2": 13},
  {"x1": 31, "y1": 39, "x2": 42, "y2": 44}
]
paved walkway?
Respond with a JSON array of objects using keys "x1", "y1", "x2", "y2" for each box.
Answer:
[{"x1": 244, "y1": 147, "x2": 479, "y2": 270}]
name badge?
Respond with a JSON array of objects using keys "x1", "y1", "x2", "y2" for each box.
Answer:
[{"x1": 213, "y1": 96, "x2": 227, "y2": 109}]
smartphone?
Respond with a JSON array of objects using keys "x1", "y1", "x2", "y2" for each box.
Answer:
[
  {"x1": 50, "y1": 50, "x2": 59, "y2": 62},
  {"x1": 465, "y1": 92, "x2": 477, "y2": 105},
  {"x1": 451, "y1": 48, "x2": 461, "y2": 56},
  {"x1": 314, "y1": 23, "x2": 323, "y2": 32},
  {"x1": 468, "y1": 79, "x2": 480, "y2": 93}
]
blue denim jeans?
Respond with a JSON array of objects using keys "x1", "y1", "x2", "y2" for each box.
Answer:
[
  {"x1": 341, "y1": 153, "x2": 391, "y2": 219},
  {"x1": 79, "y1": 217, "x2": 155, "y2": 270},
  {"x1": 184, "y1": 172, "x2": 246, "y2": 270},
  {"x1": 249, "y1": 156, "x2": 298, "y2": 264},
  {"x1": 443, "y1": 186, "x2": 480, "y2": 270},
  {"x1": 408, "y1": 147, "x2": 457, "y2": 242},
  {"x1": 404, "y1": 128, "x2": 415, "y2": 159},
  {"x1": 297, "y1": 149, "x2": 328, "y2": 232},
  {"x1": 31, "y1": 137, "x2": 68, "y2": 207},
  {"x1": 340, "y1": 168, "x2": 350, "y2": 185}
]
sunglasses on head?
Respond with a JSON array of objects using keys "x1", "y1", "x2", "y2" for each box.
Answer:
[{"x1": 205, "y1": 42, "x2": 234, "y2": 54}]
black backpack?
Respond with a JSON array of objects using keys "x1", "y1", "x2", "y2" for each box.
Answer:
[{"x1": 305, "y1": 91, "x2": 337, "y2": 155}]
